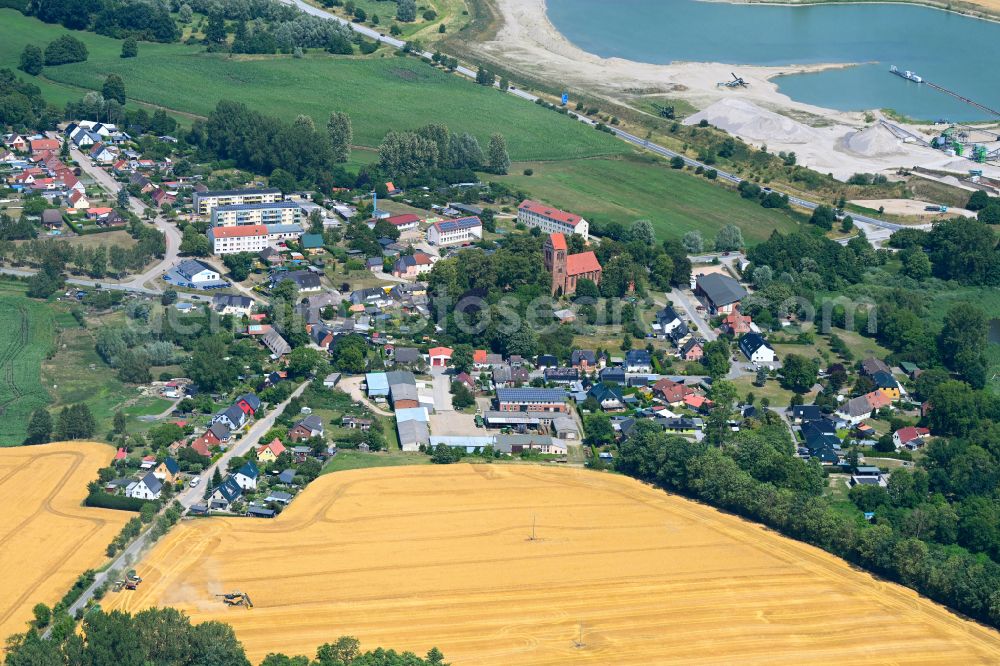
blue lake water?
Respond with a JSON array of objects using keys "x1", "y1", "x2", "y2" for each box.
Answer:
[{"x1": 545, "y1": 0, "x2": 1000, "y2": 121}]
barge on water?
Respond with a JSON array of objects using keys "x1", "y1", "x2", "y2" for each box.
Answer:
[{"x1": 890, "y1": 65, "x2": 923, "y2": 83}]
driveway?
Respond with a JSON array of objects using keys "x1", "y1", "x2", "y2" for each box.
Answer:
[
  {"x1": 338, "y1": 375, "x2": 392, "y2": 416},
  {"x1": 431, "y1": 371, "x2": 453, "y2": 412}
]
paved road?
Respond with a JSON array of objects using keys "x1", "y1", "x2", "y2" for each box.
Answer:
[
  {"x1": 669, "y1": 287, "x2": 717, "y2": 342},
  {"x1": 278, "y1": 0, "x2": 925, "y2": 248},
  {"x1": 54, "y1": 381, "x2": 307, "y2": 625},
  {"x1": 67, "y1": 143, "x2": 183, "y2": 289}
]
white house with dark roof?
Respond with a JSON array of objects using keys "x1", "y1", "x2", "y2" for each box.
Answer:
[{"x1": 126, "y1": 472, "x2": 162, "y2": 500}]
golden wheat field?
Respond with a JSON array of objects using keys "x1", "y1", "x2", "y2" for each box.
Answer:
[
  {"x1": 0, "y1": 441, "x2": 129, "y2": 642},
  {"x1": 106, "y1": 465, "x2": 1000, "y2": 664}
]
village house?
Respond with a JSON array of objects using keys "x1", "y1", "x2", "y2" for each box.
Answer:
[
  {"x1": 256, "y1": 438, "x2": 286, "y2": 463},
  {"x1": 893, "y1": 426, "x2": 931, "y2": 450},
  {"x1": 213, "y1": 294, "x2": 256, "y2": 316},
  {"x1": 153, "y1": 458, "x2": 180, "y2": 483},
  {"x1": 625, "y1": 349, "x2": 652, "y2": 374},
  {"x1": 722, "y1": 310, "x2": 753, "y2": 335},
  {"x1": 126, "y1": 472, "x2": 162, "y2": 501},
  {"x1": 679, "y1": 337, "x2": 705, "y2": 361},
  {"x1": 342, "y1": 415, "x2": 373, "y2": 430},
  {"x1": 739, "y1": 333, "x2": 777, "y2": 364},
  {"x1": 289, "y1": 415, "x2": 325, "y2": 442},
  {"x1": 209, "y1": 476, "x2": 243, "y2": 510},
  {"x1": 393, "y1": 251, "x2": 435, "y2": 278},
  {"x1": 384, "y1": 213, "x2": 420, "y2": 232},
  {"x1": 589, "y1": 383, "x2": 625, "y2": 411},
  {"x1": 652, "y1": 378, "x2": 690, "y2": 406},
  {"x1": 262, "y1": 329, "x2": 291, "y2": 357},
  {"x1": 233, "y1": 461, "x2": 260, "y2": 490}
]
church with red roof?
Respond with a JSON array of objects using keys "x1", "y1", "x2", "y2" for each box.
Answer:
[{"x1": 544, "y1": 233, "x2": 601, "y2": 297}]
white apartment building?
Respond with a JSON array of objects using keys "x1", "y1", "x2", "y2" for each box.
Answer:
[
  {"x1": 208, "y1": 224, "x2": 270, "y2": 255},
  {"x1": 426, "y1": 216, "x2": 482, "y2": 246},
  {"x1": 211, "y1": 201, "x2": 302, "y2": 227},
  {"x1": 517, "y1": 199, "x2": 589, "y2": 240},
  {"x1": 193, "y1": 188, "x2": 283, "y2": 216}
]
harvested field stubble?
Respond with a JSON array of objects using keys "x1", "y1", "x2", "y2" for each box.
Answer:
[
  {"x1": 0, "y1": 442, "x2": 129, "y2": 641},
  {"x1": 105, "y1": 465, "x2": 1000, "y2": 664}
]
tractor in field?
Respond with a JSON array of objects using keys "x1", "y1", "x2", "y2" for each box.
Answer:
[
  {"x1": 113, "y1": 570, "x2": 142, "y2": 592},
  {"x1": 216, "y1": 591, "x2": 253, "y2": 609}
]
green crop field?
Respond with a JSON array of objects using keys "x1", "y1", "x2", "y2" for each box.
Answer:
[
  {"x1": 494, "y1": 156, "x2": 801, "y2": 244},
  {"x1": 0, "y1": 10, "x2": 804, "y2": 242},
  {"x1": 0, "y1": 10, "x2": 624, "y2": 162},
  {"x1": 0, "y1": 290, "x2": 55, "y2": 445}
]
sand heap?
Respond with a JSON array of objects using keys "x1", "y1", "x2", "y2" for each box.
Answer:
[
  {"x1": 685, "y1": 98, "x2": 820, "y2": 144},
  {"x1": 842, "y1": 124, "x2": 906, "y2": 157}
]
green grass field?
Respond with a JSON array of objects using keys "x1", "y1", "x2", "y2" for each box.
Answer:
[
  {"x1": 0, "y1": 10, "x2": 803, "y2": 242},
  {"x1": 495, "y1": 156, "x2": 800, "y2": 243},
  {"x1": 321, "y1": 450, "x2": 430, "y2": 474},
  {"x1": 0, "y1": 290, "x2": 55, "y2": 445},
  {"x1": 0, "y1": 10, "x2": 623, "y2": 162}
]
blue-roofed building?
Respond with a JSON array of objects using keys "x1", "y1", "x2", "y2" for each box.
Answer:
[
  {"x1": 234, "y1": 461, "x2": 260, "y2": 490},
  {"x1": 209, "y1": 476, "x2": 243, "y2": 510},
  {"x1": 427, "y1": 216, "x2": 482, "y2": 246},
  {"x1": 625, "y1": 349, "x2": 653, "y2": 373},
  {"x1": 365, "y1": 372, "x2": 390, "y2": 397},
  {"x1": 496, "y1": 388, "x2": 568, "y2": 413}
]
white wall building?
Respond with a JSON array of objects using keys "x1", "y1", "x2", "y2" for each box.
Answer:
[
  {"x1": 427, "y1": 216, "x2": 482, "y2": 246},
  {"x1": 193, "y1": 188, "x2": 283, "y2": 216},
  {"x1": 208, "y1": 224, "x2": 270, "y2": 255},
  {"x1": 211, "y1": 201, "x2": 302, "y2": 227},
  {"x1": 518, "y1": 199, "x2": 589, "y2": 240}
]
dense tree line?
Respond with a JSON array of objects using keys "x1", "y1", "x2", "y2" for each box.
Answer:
[
  {"x1": 376, "y1": 123, "x2": 509, "y2": 181},
  {"x1": 887, "y1": 218, "x2": 1000, "y2": 287},
  {"x1": 615, "y1": 420, "x2": 1000, "y2": 628},
  {"x1": 198, "y1": 100, "x2": 342, "y2": 187},
  {"x1": 6, "y1": 605, "x2": 446, "y2": 665}
]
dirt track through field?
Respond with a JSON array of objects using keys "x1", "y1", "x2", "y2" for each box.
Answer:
[
  {"x1": 0, "y1": 442, "x2": 129, "y2": 642},
  {"x1": 105, "y1": 465, "x2": 1000, "y2": 664}
]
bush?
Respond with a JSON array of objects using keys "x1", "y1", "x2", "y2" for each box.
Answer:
[
  {"x1": 44, "y1": 34, "x2": 88, "y2": 66},
  {"x1": 523, "y1": 168, "x2": 533, "y2": 176},
  {"x1": 85, "y1": 491, "x2": 149, "y2": 512}
]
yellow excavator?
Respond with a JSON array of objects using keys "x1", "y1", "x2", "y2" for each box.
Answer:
[{"x1": 216, "y1": 591, "x2": 253, "y2": 609}]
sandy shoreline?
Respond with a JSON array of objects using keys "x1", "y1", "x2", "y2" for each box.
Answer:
[{"x1": 471, "y1": 0, "x2": 1000, "y2": 180}]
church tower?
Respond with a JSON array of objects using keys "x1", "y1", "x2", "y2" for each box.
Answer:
[{"x1": 545, "y1": 233, "x2": 568, "y2": 297}]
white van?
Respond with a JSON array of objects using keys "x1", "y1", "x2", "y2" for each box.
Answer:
[{"x1": 189, "y1": 476, "x2": 201, "y2": 488}]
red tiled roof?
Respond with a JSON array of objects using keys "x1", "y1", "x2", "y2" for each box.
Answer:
[
  {"x1": 473, "y1": 349, "x2": 487, "y2": 363},
  {"x1": 211, "y1": 224, "x2": 268, "y2": 238},
  {"x1": 895, "y1": 426, "x2": 929, "y2": 442},
  {"x1": 520, "y1": 199, "x2": 582, "y2": 225},
  {"x1": 190, "y1": 439, "x2": 212, "y2": 457},
  {"x1": 114, "y1": 448, "x2": 127, "y2": 461},
  {"x1": 30, "y1": 139, "x2": 60, "y2": 152},
  {"x1": 865, "y1": 390, "x2": 893, "y2": 410},
  {"x1": 257, "y1": 438, "x2": 286, "y2": 457},
  {"x1": 549, "y1": 232, "x2": 567, "y2": 251},
  {"x1": 429, "y1": 346, "x2": 453, "y2": 357},
  {"x1": 386, "y1": 213, "x2": 420, "y2": 226},
  {"x1": 566, "y1": 251, "x2": 601, "y2": 276}
]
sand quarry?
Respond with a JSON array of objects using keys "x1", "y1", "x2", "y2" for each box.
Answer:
[
  {"x1": 476, "y1": 0, "x2": 1000, "y2": 181},
  {"x1": 106, "y1": 465, "x2": 1000, "y2": 664},
  {"x1": 0, "y1": 442, "x2": 129, "y2": 642}
]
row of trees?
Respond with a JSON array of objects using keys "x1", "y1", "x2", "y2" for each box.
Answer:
[
  {"x1": 0, "y1": 68, "x2": 60, "y2": 131},
  {"x1": 7, "y1": 606, "x2": 446, "y2": 666},
  {"x1": 24, "y1": 403, "x2": 96, "y2": 445},
  {"x1": 377, "y1": 123, "x2": 510, "y2": 179}
]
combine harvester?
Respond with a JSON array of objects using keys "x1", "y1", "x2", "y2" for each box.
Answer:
[
  {"x1": 113, "y1": 570, "x2": 142, "y2": 592},
  {"x1": 216, "y1": 591, "x2": 254, "y2": 609}
]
